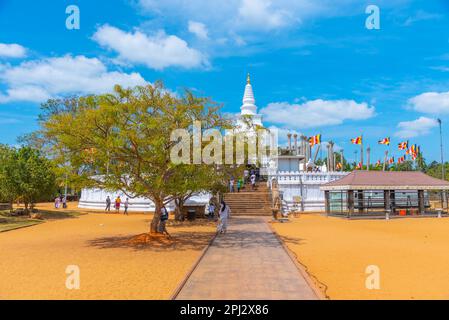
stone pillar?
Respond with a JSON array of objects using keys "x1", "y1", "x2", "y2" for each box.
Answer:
[
  {"x1": 418, "y1": 190, "x2": 425, "y2": 215},
  {"x1": 301, "y1": 135, "x2": 307, "y2": 171},
  {"x1": 287, "y1": 133, "x2": 292, "y2": 154},
  {"x1": 340, "y1": 149, "x2": 344, "y2": 171},
  {"x1": 293, "y1": 134, "x2": 298, "y2": 155}
]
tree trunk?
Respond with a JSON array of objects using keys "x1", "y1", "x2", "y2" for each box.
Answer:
[
  {"x1": 174, "y1": 198, "x2": 184, "y2": 221},
  {"x1": 150, "y1": 199, "x2": 162, "y2": 234}
]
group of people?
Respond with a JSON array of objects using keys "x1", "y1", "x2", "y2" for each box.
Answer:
[
  {"x1": 207, "y1": 200, "x2": 231, "y2": 234},
  {"x1": 54, "y1": 195, "x2": 67, "y2": 209},
  {"x1": 105, "y1": 196, "x2": 129, "y2": 215},
  {"x1": 229, "y1": 168, "x2": 260, "y2": 193},
  {"x1": 102, "y1": 196, "x2": 231, "y2": 236}
]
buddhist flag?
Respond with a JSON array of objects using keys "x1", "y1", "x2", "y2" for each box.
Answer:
[
  {"x1": 351, "y1": 136, "x2": 362, "y2": 145},
  {"x1": 398, "y1": 141, "x2": 408, "y2": 150},
  {"x1": 410, "y1": 145, "x2": 420, "y2": 161},
  {"x1": 356, "y1": 162, "x2": 362, "y2": 169},
  {"x1": 375, "y1": 160, "x2": 381, "y2": 167},
  {"x1": 397, "y1": 156, "x2": 405, "y2": 164},
  {"x1": 406, "y1": 144, "x2": 416, "y2": 156},
  {"x1": 388, "y1": 157, "x2": 395, "y2": 164},
  {"x1": 308, "y1": 134, "x2": 321, "y2": 146},
  {"x1": 336, "y1": 162, "x2": 343, "y2": 170},
  {"x1": 378, "y1": 137, "x2": 390, "y2": 145}
]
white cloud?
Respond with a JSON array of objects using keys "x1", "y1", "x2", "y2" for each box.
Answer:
[
  {"x1": 237, "y1": 0, "x2": 294, "y2": 30},
  {"x1": 260, "y1": 99, "x2": 375, "y2": 129},
  {"x1": 137, "y1": 0, "x2": 407, "y2": 32},
  {"x1": 92, "y1": 25, "x2": 208, "y2": 70},
  {"x1": 408, "y1": 91, "x2": 449, "y2": 114},
  {"x1": 0, "y1": 55, "x2": 147, "y2": 103},
  {"x1": 0, "y1": 43, "x2": 27, "y2": 58},
  {"x1": 188, "y1": 21, "x2": 209, "y2": 40},
  {"x1": 395, "y1": 117, "x2": 438, "y2": 138},
  {"x1": 403, "y1": 10, "x2": 441, "y2": 27}
]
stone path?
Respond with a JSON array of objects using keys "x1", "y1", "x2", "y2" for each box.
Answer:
[{"x1": 175, "y1": 216, "x2": 318, "y2": 300}]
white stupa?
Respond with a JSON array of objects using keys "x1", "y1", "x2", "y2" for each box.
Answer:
[{"x1": 235, "y1": 73, "x2": 263, "y2": 131}]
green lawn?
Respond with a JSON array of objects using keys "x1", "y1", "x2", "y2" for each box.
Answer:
[{"x1": 0, "y1": 210, "x2": 85, "y2": 232}]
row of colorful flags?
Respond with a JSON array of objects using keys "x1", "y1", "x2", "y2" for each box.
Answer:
[
  {"x1": 304, "y1": 133, "x2": 423, "y2": 169},
  {"x1": 374, "y1": 136, "x2": 421, "y2": 162}
]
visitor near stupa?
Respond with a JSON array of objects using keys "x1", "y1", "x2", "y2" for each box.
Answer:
[
  {"x1": 105, "y1": 196, "x2": 111, "y2": 212},
  {"x1": 217, "y1": 201, "x2": 231, "y2": 234},
  {"x1": 115, "y1": 196, "x2": 121, "y2": 213}
]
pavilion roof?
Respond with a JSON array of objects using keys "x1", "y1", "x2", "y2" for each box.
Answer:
[{"x1": 320, "y1": 171, "x2": 449, "y2": 191}]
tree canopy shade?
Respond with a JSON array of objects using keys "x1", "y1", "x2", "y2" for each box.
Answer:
[
  {"x1": 40, "y1": 83, "x2": 240, "y2": 233},
  {"x1": 0, "y1": 146, "x2": 56, "y2": 210}
]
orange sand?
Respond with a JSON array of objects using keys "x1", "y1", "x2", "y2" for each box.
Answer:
[
  {"x1": 272, "y1": 214, "x2": 449, "y2": 300},
  {"x1": 0, "y1": 208, "x2": 215, "y2": 300}
]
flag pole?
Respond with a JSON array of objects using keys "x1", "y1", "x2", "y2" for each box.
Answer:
[
  {"x1": 383, "y1": 150, "x2": 388, "y2": 171},
  {"x1": 360, "y1": 134, "x2": 364, "y2": 170},
  {"x1": 438, "y1": 119, "x2": 447, "y2": 209},
  {"x1": 438, "y1": 119, "x2": 445, "y2": 180},
  {"x1": 367, "y1": 146, "x2": 371, "y2": 171}
]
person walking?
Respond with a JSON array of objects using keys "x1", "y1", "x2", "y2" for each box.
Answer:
[
  {"x1": 243, "y1": 169, "x2": 249, "y2": 184},
  {"x1": 115, "y1": 196, "x2": 121, "y2": 213},
  {"x1": 62, "y1": 196, "x2": 67, "y2": 209},
  {"x1": 217, "y1": 201, "x2": 231, "y2": 234},
  {"x1": 237, "y1": 179, "x2": 242, "y2": 193},
  {"x1": 105, "y1": 196, "x2": 111, "y2": 212},
  {"x1": 54, "y1": 196, "x2": 60, "y2": 209},
  {"x1": 159, "y1": 206, "x2": 171, "y2": 238},
  {"x1": 250, "y1": 173, "x2": 257, "y2": 191},
  {"x1": 208, "y1": 202, "x2": 215, "y2": 220},
  {"x1": 124, "y1": 198, "x2": 129, "y2": 215},
  {"x1": 229, "y1": 177, "x2": 235, "y2": 193}
]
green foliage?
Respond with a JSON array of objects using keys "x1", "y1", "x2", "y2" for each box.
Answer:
[
  {"x1": 425, "y1": 161, "x2": 449, "y2": 180},
  {"x1": 39, "y1": 83, "x2": 238, "y2": 232},
  {"x1": 0, "y1": 146, "x2": 56, "y2": 209}
]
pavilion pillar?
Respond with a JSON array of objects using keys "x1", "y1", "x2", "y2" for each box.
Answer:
[
  {"x1": 348, "y1": 190, "x2": 354, "y2": 217},
  {"x1": 358, "y1": 190, "x2": 364, "y2": 214},
  {"x1": 384, "y1": 190, "x2": 391, "y2": 211},
  {"x1": 443, "y1": 191, "x2": 448, "y2": 210},
  {"x1": 324, "y1": 191, "x2": 330, "y2": 215},
  {"x1": 391, "y1": 190, "x2": 396, "y2": 213},
  {"x1": 418, "y1": 190, "x2": 425, "y2": 215}
]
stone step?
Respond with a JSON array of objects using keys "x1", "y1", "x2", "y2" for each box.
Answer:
[{"x1": 230, "y1": 212, "x2": 271, "y2": 216}]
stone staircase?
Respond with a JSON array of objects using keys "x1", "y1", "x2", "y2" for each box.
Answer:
[{"x1": 224, "y1": 182, "x2": 272, "y2": 216}]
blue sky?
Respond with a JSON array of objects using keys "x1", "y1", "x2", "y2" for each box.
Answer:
[{"x1": 1, "y1": 0, "x2": 449, "y2": 163}]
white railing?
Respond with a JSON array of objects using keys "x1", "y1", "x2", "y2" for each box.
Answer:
[{"x1": 273, "y1": 171, "x2": 348, "y2": 184}]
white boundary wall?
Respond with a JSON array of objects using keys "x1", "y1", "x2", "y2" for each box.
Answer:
[
  {"x1": 79, "y1": 187, "x2": 211, "y2": 212},
  {"x1": 270, "y1": 171, "x2": 349, "y2": 212}
]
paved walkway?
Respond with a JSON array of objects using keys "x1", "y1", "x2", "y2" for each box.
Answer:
[{"x1": 175, "y1": 216, "x2": 318, "y2": 300}]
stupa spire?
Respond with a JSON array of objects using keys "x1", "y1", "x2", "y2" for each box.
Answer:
[{"x1": 241, "y1": 74, "x2": 257, "y2": 116}]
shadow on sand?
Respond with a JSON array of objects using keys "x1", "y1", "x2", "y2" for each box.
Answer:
[{"x1": 87, "y1": 219, "x2": 217, "y2": 252}]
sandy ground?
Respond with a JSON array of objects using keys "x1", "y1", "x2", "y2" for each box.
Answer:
[
  {"x1": 272, "y1": 214, "x2": 449, "y2": 300},
  {"x1": 0, "y1": 203, "x2": 215, "y2": 300}
]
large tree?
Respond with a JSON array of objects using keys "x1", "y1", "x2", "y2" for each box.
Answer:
[
  {"x1": 0, "y1": 146, "x2": 56, "y2": 211},
  {"x1": 41, "y1": 83, "x2": 234, "y2": 233}
]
